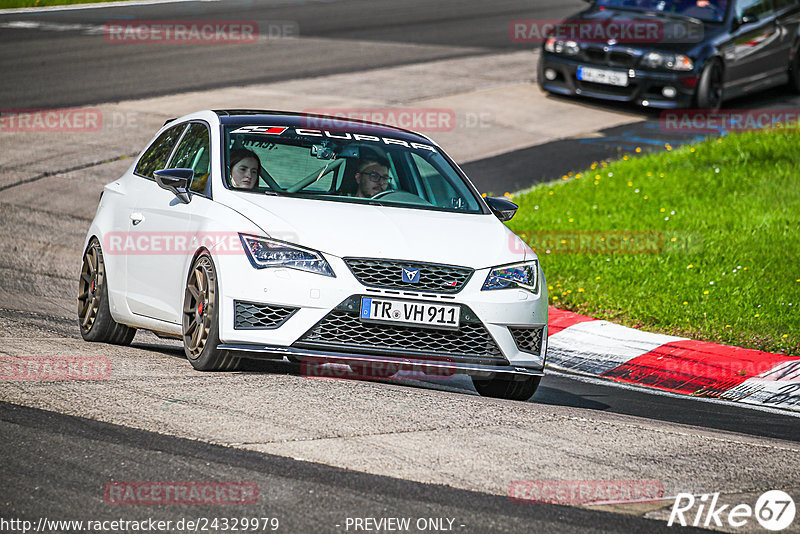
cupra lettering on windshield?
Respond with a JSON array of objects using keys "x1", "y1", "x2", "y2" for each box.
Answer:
[{"x1": 229, "y1": 125, "x2": 438, "y2": 152}]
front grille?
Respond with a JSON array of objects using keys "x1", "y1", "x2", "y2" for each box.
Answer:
[
  {"x1": 234, "y1": 300, "x2": 297, "y2": 329},
  {"x1": 344, "y1": 258, "x2": 473, "y2": 294},
  {"x1": 509, "y1": 327, "x2": 544, "y2": 355},
  {"x1": 295, "y1": 302, "x2": 505, "y2": 364},
  {"x1": 581, "y1": 46, "x2": 638, "y2": 68}
]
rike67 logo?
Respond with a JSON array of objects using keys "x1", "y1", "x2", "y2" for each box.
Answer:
[{"x1": 668, "y1": 490, "x2": 796, "y2": 531}]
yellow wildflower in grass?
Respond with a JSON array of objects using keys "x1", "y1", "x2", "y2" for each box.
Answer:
[
  {"x1": 665, "y1": 144, "x2": 672, "y2": 150},
  {"x1": 670, "y1": 237, "x2": 677, "y2": 242},
  {"x1": 754, "y1": 314, "x2": 760, "y2": 318},
  {"x1": 725, "y1": 324, "x2": 731, "y2": 328},
  {"x1": 548, "y1": 285, "x2": 553, "y2": 290},
  {"x1": 703, "y1": 290, "x2": 709, "y2": 295},
  {"x1": 562, "y1": 175, "x2": 569, "y2": 180},
  {"x1": 553, "y1": 295, "x2": 559, "y2": 301},
  {"x1": 683, "y1": 301, "x2": 688, "y2": 305},
  {"x1": 627, "y1": 181, "x2": 633, "y2": 187},
  {"x1": 659, "y1": 173, "x2": 665, "y2": 178},
  {"x1": 643, "y1": 195, "x2": 648, "y2": 200},
  {"x1": 549, "y1": 191, "x2": 554, "y2": 195},
  {"x1": 568, "y1": 218, "x2": 574, "y2": 222},
  {"x1": 783, "y1": 334, "x2": 789, "y2": 338},
  {"x1": 660, "y1": 208, "x2": 666, "y2": 212},
  {"x1": 578, "y1": 288, "x2": 584, "y2": 293},
  {"x1": 566, "y1": 290, "x2": 572, "y2": 294},
  {"x1": 687, "y1": 264, "x2": 694, "y2": 269},
  {"x1": 635, "y1": 147, "x2": 642, "y2": 153},
  {"x1": 595, "y1": 276, "x2": 601, "y2": 280},
  {"x1": 690, "y1": 147, "x2": 695, "y2": 153}
]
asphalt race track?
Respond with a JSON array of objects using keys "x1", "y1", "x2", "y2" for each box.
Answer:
[{"x1": 1, "y1": 1, "x2": 799, "y2": 533}]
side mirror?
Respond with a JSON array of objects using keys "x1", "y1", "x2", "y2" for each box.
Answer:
[
  {"x1": 154, "y1": 168, "x2": 193, "y2": 204},
  {"x1": 485, "y1": 196, "x2": 518, "y2": 222}
]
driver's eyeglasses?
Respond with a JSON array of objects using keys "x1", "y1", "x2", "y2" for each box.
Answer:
[{"x1": 359, "y1": 171, "x2": 391, "y2": 183}]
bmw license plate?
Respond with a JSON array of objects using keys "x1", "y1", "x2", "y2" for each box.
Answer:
[
  {"x1": 577, "y1": 66, "x2": 629, "y2": 87},
  {"x1": 360, "y1": 297, "x2": 460, "y2": 330}
]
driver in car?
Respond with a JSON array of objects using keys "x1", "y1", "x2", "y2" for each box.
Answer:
[{"x1": 354, "y1": 157, "x2": 391, "y2": 198}]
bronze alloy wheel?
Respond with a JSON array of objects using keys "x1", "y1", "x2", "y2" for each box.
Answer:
[
  {"x1": 183, "y1": 255, "x2": 215, "y2": 359},
  {"x1": 181, "y1": 254, "x2": 240, "y2": 371},
  {"x1": 77, "y1": 238, "x2": 136, "y2": 345},
  {"x1": 78, "y1": 242, "x2": 104, "y2": 333}
]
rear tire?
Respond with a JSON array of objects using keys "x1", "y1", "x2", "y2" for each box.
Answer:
[
  {"x1": 78, "y1": 238, "x2": 136, "y2": 345},
  {"x1": 182, "y1": 253, "x2": 240, "y2": 371},
  {"x1": 472, "y1": 375, "x2": 541, "y2": 401},
  {"x1": 695, "y1": 59, "x2": 724, "y2": 111}
]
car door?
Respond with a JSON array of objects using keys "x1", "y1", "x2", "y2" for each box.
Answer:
[
  {"x1": 724, "y1": 0, "x2": 786, "y2": 92},
  {"x1": 124, "y1": 122, "x2": 203, "y2": 324}
]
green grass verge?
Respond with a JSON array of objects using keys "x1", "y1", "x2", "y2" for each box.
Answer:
[
  {"x1": 506, "y1": 128, "x2": 800, "y2": 356},
  {"x1": 0, "y1": 0, "x2": 127, "y2": 8}
]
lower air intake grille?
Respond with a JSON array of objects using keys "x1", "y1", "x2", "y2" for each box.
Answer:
[
  {"x1": 509, "y1": 327, "x2": 544, "y2": 354},
  {"x1": 234, "y1": 300, "x2": 297, "y2": 329},
  {"x1": 296, "y1": 309, "x2": 505, "y2": 364}
]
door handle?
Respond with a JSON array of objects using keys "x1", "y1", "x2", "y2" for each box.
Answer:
[{"x1": 130, "y1": 212, "x2": 144, "y2": 225}]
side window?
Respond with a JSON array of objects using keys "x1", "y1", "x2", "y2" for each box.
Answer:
[
  {"x1": 169, "y1": 123, "x2": 211, "y2": 194},
  {"x1": 134, "y1": 124, "x2": 186, "y2": 180},
  {"x1": 736, "y1": 0, "x2": 774, "y2": 19}
]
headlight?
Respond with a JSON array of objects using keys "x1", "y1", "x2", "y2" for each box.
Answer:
[
  {"x1": 239, "y1": 234, "x2": 335, "y2": 277},
  {"x1": 545, "y1": 36, "x2": 580, "y2": 56},
  {"x1": 641, "y1": 51, "x2": 694, "y2": 71},
  {"x1": 482, "y1": 261, "x2": 539, "y2": 292}
]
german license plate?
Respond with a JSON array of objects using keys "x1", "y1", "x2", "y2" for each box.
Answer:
[
  {"x1": 360, "y1": 297, "x2": 460, "y2": 330},
  {"x1": 577, "y1": 66, "x2": 629, "y2": 87}
]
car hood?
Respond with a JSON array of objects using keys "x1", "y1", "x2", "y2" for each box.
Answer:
[
  {"x1": 221, "y1": 194, "x2": 532, "y2": 269},
  {"x1": 568, "y1": 8, "x2": 724, "y2": 52}
]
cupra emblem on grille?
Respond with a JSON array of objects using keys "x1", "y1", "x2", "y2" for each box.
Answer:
[{"x1": 401, "y1": 267, "x2": 420, "y2": 284}]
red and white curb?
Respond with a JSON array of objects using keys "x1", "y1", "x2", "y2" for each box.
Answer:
[{"x1": 546, "y1": 307, "x2": 800, "y2": 413}]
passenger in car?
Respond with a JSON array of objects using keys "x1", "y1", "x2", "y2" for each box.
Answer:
[
  {"x1": 229, "y1": 149, "x2": 261, "y2": 189},
  {"x1": 354, "y1": 157, "x2": 391, "y2": 198}
]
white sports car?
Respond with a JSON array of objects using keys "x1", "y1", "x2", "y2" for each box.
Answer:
[{"x1": 78, "y1": 110, "x2": 548, "y2": 400}]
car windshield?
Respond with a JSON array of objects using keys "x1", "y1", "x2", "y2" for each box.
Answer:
[
  {"x1": 223, "y1": 124, "x2": 484, "y2": 214},
  {"x1": 595, "y1": 0, "x2": 728, "y2": 22}
]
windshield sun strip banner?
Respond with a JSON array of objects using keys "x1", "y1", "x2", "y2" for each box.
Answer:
[{"x1": 228, "y1": 125, "x2": 437, "y2": 152}]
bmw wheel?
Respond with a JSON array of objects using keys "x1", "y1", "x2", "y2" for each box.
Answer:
[
  {"x1": 695, "y1": 59, "x2": 723, "y2": 111},
  {"x1": 471, "y1": 375, "x2": 541, "y2": 401},
  {"x1": 182, "y1": 253, "x2": 240, "y2": 371},
  {"x1": 78, "y1": 238, "x2": 136, "y2": 344}
]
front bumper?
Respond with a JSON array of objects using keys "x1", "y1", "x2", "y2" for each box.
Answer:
[
  {"x1": 215, "y1": 253, "x2": 548, "y2": 373},
  {"x1": 538, "y1": 53, "x2": 698, "y2": 109}
]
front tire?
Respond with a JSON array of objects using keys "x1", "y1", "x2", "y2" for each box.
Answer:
[
  {"x1": 472, "y1": 375, "x2": 541, "y2": 401},
  {"x1": 78, "y1": 238, "x2": 136, "y2": 345},
  {"x1": 182, "y1": 253, "x2": 240, "y2": 371},
  {"x1": 695, "y1": 59, "x2": 724, "y2": 111}
]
